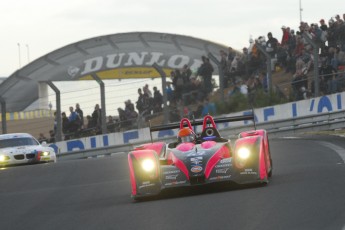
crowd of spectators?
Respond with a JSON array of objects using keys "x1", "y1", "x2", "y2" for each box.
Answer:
[
  {"x1": 44, "y1": 12, "x2": 344, "y2": 142},
  {"x1": 215, "y1": 16, "x2": 343, "y2": 115},
  {"x1": 228, "y1": 13, "x2": 345, "y2": 101},
  {"x1": 169, "y1": 63, "x2": 212, "y2": 106},
  {"x1": 46, "y1": 103, "x2": 103, "y2": 141}
]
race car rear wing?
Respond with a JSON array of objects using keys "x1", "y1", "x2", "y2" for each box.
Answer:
[{"x1": 149, "y1": 113, "x2": 255, "y2": 133}]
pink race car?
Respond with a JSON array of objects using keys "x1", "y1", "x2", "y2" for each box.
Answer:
[{"x1": 128, "y1": 114, "x2": 272, "y2": 200}]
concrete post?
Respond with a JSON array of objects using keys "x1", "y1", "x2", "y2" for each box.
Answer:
[
  {"x1": 38, "y1": 82, "x2": 49, "y2": 110},
  {"x1": 91, "y1": 73, "x2": 107, "y2": 134},
  {"x1": 45, "y1": 81, "x2": 62, "y2": 142},
  {"x1": 0, "y1": 97, "x2": 7, "y2": 134},
  {"x1": 152, "y1": 63, "x2": 169, "y2": 124}
]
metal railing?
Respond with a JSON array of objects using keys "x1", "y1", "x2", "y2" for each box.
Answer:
[{"x1": 57, "y1": 109, "x2": 345, "y2": 161}]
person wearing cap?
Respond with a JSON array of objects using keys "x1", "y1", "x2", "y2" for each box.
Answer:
[
  {"x1": 266, "y1": 32, "x2": 279, "y2": 58},
  {"x1": 266, "y1": 32, "x2": 279, "y2": 70}
]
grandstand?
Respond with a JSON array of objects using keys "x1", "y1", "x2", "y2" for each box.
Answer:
[{"x1": 1, "y1": 14, "x2": 344, "y2": 140}]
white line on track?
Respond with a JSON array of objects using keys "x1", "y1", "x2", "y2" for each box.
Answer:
[
  {"x1": 279, "y1": 137, "x2": 301, "y2": 139},
  {"x1": 320, "y1": 142, "x2": 345, "y2": 163},
  {"x1": 86, "y1": 152, "x2": 126, "y2": 159}
]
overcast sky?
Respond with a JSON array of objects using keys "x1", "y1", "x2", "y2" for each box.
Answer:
[{"x1": 0, "y1": 0, "x2": 343, "y2": 77}]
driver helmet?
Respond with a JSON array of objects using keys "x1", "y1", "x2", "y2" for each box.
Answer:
[{"x1": 178, "y1": 127, "x2": 196, "y2": 143}]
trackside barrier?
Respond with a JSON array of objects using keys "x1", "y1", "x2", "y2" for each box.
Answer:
[
  {"x1": 57, "y1": 135, "x2": 176, "y2": 161},
  {"x1": 53, "y1": 91, "x2": 345, "y2": 156},
  {"x1": 222, "y1": 110, "x2": 345, "y2": 139},
  {"x1": 57, "y1": 110, "x2": 345, "y2": 161}
]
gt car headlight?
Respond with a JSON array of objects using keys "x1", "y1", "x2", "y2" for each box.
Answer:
[
  {"x1": 237, "y1": 147, "x2": 250, "y2": 159},
  {"x1": 0, "y1": 155, "x2": 6, "y2": 162},
  {"x1": 142, "y1": 159, "x2": 155, "y2": 172},
  {"x1": 40, "y1": 151, "x2": 50, "y2": 156},
  {"x1": 0, "y1": 155, "x2": 10, "y2": 162}
]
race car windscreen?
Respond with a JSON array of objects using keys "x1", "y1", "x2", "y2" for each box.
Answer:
[{"x1": 0, "y1": 137, "x2": 40, "y2": 148}]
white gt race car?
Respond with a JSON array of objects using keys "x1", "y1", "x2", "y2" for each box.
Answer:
[{"x1": 0, "y1": 133, "x2": 56, "y2": 166}]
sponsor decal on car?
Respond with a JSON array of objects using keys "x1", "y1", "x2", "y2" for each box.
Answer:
[
  {"x1": 190, "y1": 156, "x2": 203, "y2": 165},
  {"x1": 165, "y1": 174, "x2": 178, "y2": 180},
  {"x1": 187, "y1": 150, "x2": 206, "y2": 157},
  {"x1": 215, "y1": 163, "x2": 231, "y2": 168},
  {"x1": 216, "y1": 168, "x2": 228, "y2": 174},
  {"x1": 220, "y1": 158, "x2": 232, "y2": 164},
  {"x1": 240, "y1": 168, "x2": 257, "y2": 175},
  {"x1": 165, "y1": 180, "x2": 187, "y2": 186},
  {"x1": 163, "y1": 170, "x2": 180, "y2": 175},
  {"x1": 191, "y1": 165, "x2": 203, "y2": 173},
  {"x1": 139, "y1": 181, "x2": 156, "y2": 189},
  {"x1": 209, "y1": 175, "x2": 231, "y2": 181}
]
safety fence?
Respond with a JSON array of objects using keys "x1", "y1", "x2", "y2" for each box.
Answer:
[{"x1": 57, "y1": 109, "x2": 345, "y2": 161}]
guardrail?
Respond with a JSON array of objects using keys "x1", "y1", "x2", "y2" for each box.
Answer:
[{"x1": 57, "y1": 110, "x2": 345, "y2": 161}]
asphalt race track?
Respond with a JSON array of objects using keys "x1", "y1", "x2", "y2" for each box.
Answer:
[{"x1": 1, "y1": 135, "x2": 345, "y2": 230}]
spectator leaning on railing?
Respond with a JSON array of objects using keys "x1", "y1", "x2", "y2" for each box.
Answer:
[
  {"x1": 37, "y1": 133, "x2": 48, "y2": 144},
  {"x1": 136, "y1": 88, "x2": 145, "y2": 115},
  {"x1": 92, "y1": 104, "x2": 102, "y2": 133},
  {"x1": 61, "y1": 112, "x2": 70, "y2": 140},
  {"x1": 48, "y1": 130, "x2": 55, "y2": 143},
  {"x1": 125, "y1": 100, "x2": 138, "y2": 120},
  {"x1": 68, "y1": 106, "x2": 81, "y2": 133},
  {"x1": 75, "y1": 103, "x2": 84, "y2": 129},
  {"x1": 172, "y1": 69, "x2": 184, "y2": 100},
  {"x1": 106, "y1": 115, "x2": 116, "y2": 133},
  {"x1": 152, "y1": 86, "x2": 163, "y2": 113}
]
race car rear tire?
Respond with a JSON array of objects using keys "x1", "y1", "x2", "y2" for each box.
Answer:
[
  {"x1": 133, "y1": 196, "x2": 144, "y2": 202},
  {"x1": 267, "y1": 139, "x2": 273, "y2": 178},
  {"x1": 268, "y1": 158, "x2": 273, "y2": 177}
]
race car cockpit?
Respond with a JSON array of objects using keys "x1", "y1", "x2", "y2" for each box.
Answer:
[
  {"x1": 177, "y1": 118, "x2": 197, "y2": 143},
  {"x1": 178, "y1": 127, "x2": 196, "y2": 143}
]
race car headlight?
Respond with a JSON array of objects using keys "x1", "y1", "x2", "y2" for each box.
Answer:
[
  {"x1": 237, "y1": 147, "x2": 250, "y2": 159},
  {"x1": 40, "y1": 151, "x2": 50, "y2": 156},
  {"x1": 141, "y1": 159, "x2": 155, "y2": 172}
]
